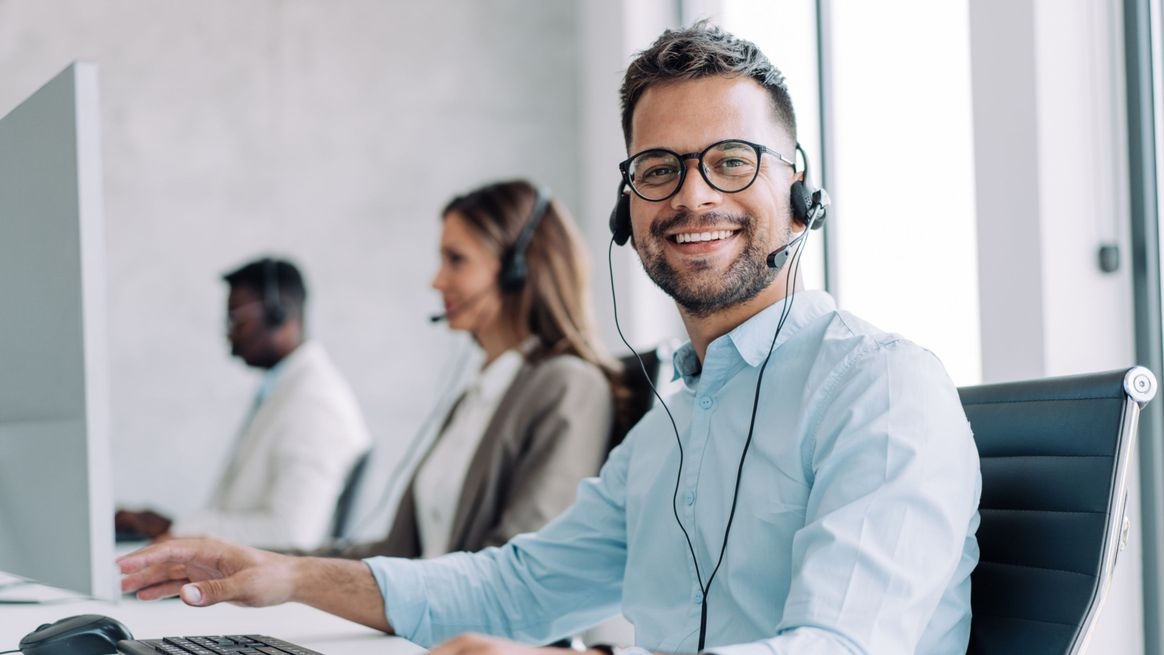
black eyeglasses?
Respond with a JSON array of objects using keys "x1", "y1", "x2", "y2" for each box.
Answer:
[{"x1": 618, "y1": 138, "x2": 795, "y2": 202}]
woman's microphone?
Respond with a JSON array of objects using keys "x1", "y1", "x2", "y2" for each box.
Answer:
[{"x1": 429, "y1": 284, "x2": 498, "y2": 323}]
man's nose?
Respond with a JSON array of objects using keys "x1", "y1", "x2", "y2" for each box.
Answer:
[{"x1": 670, "y1": 158, "x2": 720, "y2": 211}]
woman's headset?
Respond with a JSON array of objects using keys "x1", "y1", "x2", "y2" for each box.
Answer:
[{"x1": 498, "y1": 186, "x2": 552, "y2": 292}]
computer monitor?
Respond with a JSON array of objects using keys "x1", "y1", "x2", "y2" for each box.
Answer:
[{"x1": 0, "y1": 62, "x2": 117, "y2": 601}]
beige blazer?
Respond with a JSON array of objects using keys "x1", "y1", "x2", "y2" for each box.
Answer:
[
  {"x1": 334, "y1": 353, "x2": 612, "y2": 559},
  {"x1": 171, "y1": 341, "x2": 372, "y2": 550}
]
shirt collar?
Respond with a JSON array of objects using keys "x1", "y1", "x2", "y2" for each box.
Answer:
[
  {"x1": 256, "y1": 344, "x2": 295, "y2": 404},
  {"x1": 671, "y1": 290, "x2": 837, "y2": 385},
  {"x1": 471, "y1": 345, "x2": 527, "y2": 404}
]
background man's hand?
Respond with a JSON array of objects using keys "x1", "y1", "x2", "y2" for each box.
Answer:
[{"x1": 115, "y1": 509, "x2": 173, "y2": 538}]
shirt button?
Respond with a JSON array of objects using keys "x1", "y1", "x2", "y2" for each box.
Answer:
[
  {"x1": 698, "y1": 396, "x2": 713, "y2": 409},
  {"x1": 694, "y1": 592, "x2": 704, "y2": 604},
  {"x1": 684, "y1": 491, "x2": 695, "y2": 505}
]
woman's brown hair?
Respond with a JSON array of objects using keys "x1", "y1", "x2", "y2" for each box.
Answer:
[{"x1": 441, "y1": 180, "x2": 628, "y2": 422}]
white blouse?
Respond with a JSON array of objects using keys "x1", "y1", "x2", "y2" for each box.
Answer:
[{"x1": 413, "y1": 347, "x2": 525, "y2": 558}]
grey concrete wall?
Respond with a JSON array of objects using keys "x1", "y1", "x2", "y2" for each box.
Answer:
[{"x1": 0, "y1": 0, "x2": 590, "y2": 528}]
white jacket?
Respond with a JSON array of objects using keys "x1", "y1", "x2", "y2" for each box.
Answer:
[{"x1": 171, "y1": 341, "x2": 371, "y2": 550}]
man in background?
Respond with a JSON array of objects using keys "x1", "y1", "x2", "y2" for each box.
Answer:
[{"x1": 116, "y1": 257, "x2": 371, "y2": 551}]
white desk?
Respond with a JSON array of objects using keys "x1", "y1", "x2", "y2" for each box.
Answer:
[{"x1": 0, "y1": 587, "x2": 424, "y2": 655}]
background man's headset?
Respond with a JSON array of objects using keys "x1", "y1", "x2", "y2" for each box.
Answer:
[
  {"x1": 261, "y1": 257, "x2": 287, "y2": 327},
  {"x1": 606, "y1": 144, "x2": 829, "y2": 651},
  {"x1": 429, "y1": 186, "x2": 553, "y2": 323}
]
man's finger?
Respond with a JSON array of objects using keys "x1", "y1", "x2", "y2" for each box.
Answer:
[
  {"x1": 120, "y1": 561, "x2": 187, "y2": 593},
  {"x1": 181, "y1": 582, "x2": 211, "y2": 606},
  {"x1": 134, "y1": 580, "x2": 187, "y2": 601},
  {"x1": 117, "y1": 541, "x2": 188, "y2": 572},
  {"x1": 185, "y1": 574, "x2": 247, "y2": 607}
]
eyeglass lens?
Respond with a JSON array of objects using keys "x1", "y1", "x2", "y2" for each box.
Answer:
[{"x1": 627, "y1": 140, "x2": 761, "y2": 200}]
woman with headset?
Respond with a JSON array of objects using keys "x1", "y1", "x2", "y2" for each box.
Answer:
[{"x1": 326, "y1": 179, "x2": 623, "y2": 560}]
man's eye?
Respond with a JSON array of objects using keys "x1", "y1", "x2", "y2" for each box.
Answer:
[
  {"x1": 713, "y1": 158, "x2": 756, "y2": 175},
  {"x1": 640, "y1": 165, "x2": 678, "y2": 183}
]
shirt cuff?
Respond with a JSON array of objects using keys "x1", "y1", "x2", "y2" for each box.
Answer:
[{"x1": 363, "y1": 556, "x2": 429, "y2": 642}]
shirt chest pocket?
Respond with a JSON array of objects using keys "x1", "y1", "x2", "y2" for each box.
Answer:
[
  {"x1": 743, "y1": 462, "x2": 810, "y2": 527},
  {"x1": 724, "y1": 473, "x2": 809, "y2": 610}
]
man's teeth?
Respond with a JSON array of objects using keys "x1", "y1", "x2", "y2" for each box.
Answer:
[{"x1": 674, "y1": 230, "x2": 734, "y2": 244}]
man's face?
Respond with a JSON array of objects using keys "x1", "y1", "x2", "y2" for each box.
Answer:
[
  {"x1": 627, "y1": 76, "x2": 797, "y2": 317},
  {"x1": 225, "y1": 286, "x2": 278, "y2": 368}
]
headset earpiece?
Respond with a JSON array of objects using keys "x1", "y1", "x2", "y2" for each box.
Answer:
[
  {"x1": 609, "y1": 181, "x2": 632, "y2": 246},
  {"x1": 790, "y1": 179, "x2": 813, "y2": 227},
  {"x1": 791, "y1": 144, "x2": 828, "y2": 230},
  {"x1": 498, "y1": 251, "x2": 527, "y2": 293},
  {"x1": 262, "y1": 258, "x2": 287, "y2": 327},
  {"x1": 498, "y1": 186, "x2": 552, "y2": 293}
]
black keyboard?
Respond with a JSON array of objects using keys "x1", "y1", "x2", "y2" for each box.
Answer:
[{"x1": 117, "y1": 635, "x2": 325, "y2": 655}]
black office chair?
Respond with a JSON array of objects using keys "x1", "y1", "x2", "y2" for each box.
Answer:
[
  {"x1": 961, "y1": 366, "x2": 1157, "y2": 655},
  {"x1": 329, "y1": 450, "x2": 371, "y2": 540},
  {"x1": 610, "y1": 341, "x2": 681, "y2": 453}
]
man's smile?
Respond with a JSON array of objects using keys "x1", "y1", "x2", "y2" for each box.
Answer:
[{"x1": 670, "y1": 229, "x2": 740, "y2": 244}]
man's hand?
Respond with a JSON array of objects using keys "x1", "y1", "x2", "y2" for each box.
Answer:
[
  {"x1": 117, "y1": 537, "x2": 298, "y2": 607},
  {"x1": 118, "y1": 537, "x2": 392, "y2": 632},
  {"x1": 429, "y1": 634, "x2": 599, "y2": 655}
]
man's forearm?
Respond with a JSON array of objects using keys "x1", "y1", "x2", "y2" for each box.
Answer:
[{"x1": 290, "y1": 556, "x2": 393, "y2": 633}]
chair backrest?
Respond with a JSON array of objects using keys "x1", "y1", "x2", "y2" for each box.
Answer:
[
  {"x1": 961, "y1": 366, "x2": 1157, "y2": 655},
  {"x1": 330, "y1": 450, "x2": 371, "y2": 540},
  {"x1": 609, "y1": 343, "x2": 676, "y2": 453}
]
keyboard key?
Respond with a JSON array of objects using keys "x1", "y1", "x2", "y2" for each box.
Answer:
[{"x1": 118, "y1": 635, "x2": 325, "y2": 655}]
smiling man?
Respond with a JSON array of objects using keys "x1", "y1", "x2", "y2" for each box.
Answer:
[{"x1": 119, "y1": 23, "x2": 981, "y2": 655}]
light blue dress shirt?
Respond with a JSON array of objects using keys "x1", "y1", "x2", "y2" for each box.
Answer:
[{"x1": 366, "y1": 291, "x2": 981, "y2": 654}]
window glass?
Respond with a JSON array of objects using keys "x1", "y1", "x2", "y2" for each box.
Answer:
[{"x1": 824, "y1": 1, "x2": 980, "y2": 384}]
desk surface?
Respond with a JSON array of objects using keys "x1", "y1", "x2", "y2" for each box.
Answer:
[{"x1": 0, "y1": 583, "x2": 424, "y2": 655}]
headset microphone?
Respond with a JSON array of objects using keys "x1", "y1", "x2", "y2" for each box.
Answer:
[
  {"x1": 766, "y1": 230, "x2": 806, "y2": 271},
  {"x1": 768, "y1": 185, "x2": 829, "y2": 271},
  {"x1": 428, "y1": 284, "x2": 497, "y2": 324}
]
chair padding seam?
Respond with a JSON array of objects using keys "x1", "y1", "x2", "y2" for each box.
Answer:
[
  {"x1": 978, "y1": 508, "x2": 1103, "y2": 516},
  {"x1": 970, "y1": 613, "x2": 1079, "y2": 628},
  {"x1": 981, "y1": 454, "x2": 1110, "y2": 459},
  {"x1": 963, "y1": 395, "x2": 1117, "y2": 407},
  {"x1": 977, "y1": 559, "x2": 1097, "y2": 579}
]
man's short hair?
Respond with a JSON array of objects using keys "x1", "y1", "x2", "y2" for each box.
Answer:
[
  {"x1": 222, "y1": 257, "x2": 307, "y2": 323},
  {"x1": 619, "y1": 20, "x2": 797, "y2": 147}
]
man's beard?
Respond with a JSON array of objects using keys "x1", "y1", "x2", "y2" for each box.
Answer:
[
  {"x1": 233, "y1": 338, "x2": 281, "y2": 369},
  {"x1": 637, "y1": 210, "x2": 784, "y2": 318}
]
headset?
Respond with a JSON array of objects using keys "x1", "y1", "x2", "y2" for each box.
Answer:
[
  {"x1": 608, "y1": 143, "x2": 827, "y2": 247},
  {"x1": 498, "y1": 185, "x2": 553, "y2": 293},
  {"x1": 261, "y1": 258, "x2": 287, "y2": 327},
  {"x1": 429, "y1": 185, "x2": 553, "y2": 323},
  {"x1": 606, "y1": 143, "x2": 828, "y2": 651}
]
